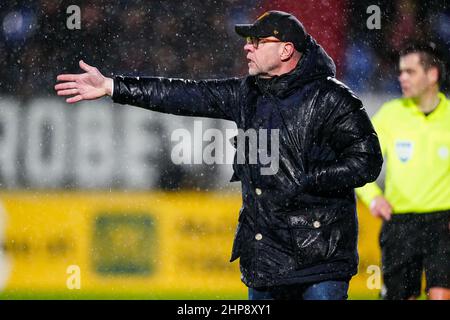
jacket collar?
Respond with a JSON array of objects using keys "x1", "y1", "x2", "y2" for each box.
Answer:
[{"x1": 405, "y1": 92, "x2": 449, "y2": 120}]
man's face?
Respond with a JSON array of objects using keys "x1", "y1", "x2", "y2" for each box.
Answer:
[
  {"x1": 244, "y1": 36, "x2": 284, "y2": 77},
  {"x1": 398, "y1": 53, "x2": 437, "y2": 98}
]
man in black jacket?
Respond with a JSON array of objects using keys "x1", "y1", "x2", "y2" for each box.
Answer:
[{"x1": 55, "y1": 11, "x2": 383, "y2": 300}]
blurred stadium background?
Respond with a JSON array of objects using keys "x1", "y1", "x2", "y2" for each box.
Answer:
[{"x1": 0, "y1": 0, "x2": 449, "y2": 299}]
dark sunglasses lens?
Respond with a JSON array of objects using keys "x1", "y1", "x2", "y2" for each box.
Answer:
[{"x1": 246, "y1": 37, "x2": 258, "y2": 48}]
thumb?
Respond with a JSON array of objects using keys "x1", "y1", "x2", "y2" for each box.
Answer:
[
  {"x1": 381, "y1": 208, "x2": 392, "y2": 221},
  {"x1": 79, "y1": 60, "x2": 93, "y2": 72}
]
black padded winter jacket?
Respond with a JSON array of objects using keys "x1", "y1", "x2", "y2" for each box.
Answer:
[{"x1": 112, "y1": 35, "x2": 383, "y2": 288}]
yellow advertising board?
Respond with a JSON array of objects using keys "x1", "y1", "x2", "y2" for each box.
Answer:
[{"x1": 0, "y1": 191, "x2": 382, "y2": 299}]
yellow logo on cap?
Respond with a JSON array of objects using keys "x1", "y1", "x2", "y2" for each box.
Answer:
[
  {"x1": 257, "y1": 12, "x2": 269, "y2": 20},
  {"x1": 273, "y1": 29, "x2": 279, "y2": 35}
]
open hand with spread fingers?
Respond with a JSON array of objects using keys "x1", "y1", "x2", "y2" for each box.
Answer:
[{"x1": 55, "y1": 60, "x2": 113, "y2": 103}]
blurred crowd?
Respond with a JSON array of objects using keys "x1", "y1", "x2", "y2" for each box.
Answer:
[
  {"x1": 0, "y1": 0, "x2": 449, "y2": 102},
  {"x1": 344, "y1": 0, "x2": 450, "y2": 93}
]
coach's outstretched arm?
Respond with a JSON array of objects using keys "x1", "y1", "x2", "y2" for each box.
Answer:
[{"x1": 55, "y1": 60, "x2": 241, "y2": 121}]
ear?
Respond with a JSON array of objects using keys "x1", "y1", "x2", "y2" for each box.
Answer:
[
  {"x1": 280, "y1": 42, "x2": 295, "y2": 61},
  {"x1": 426, "y1": 66, "x2": 439, "y2": 84}
]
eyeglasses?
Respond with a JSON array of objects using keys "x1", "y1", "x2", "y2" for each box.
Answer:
[{"x1": 246, "y1": 36, "x2": 282, "y2": 49}]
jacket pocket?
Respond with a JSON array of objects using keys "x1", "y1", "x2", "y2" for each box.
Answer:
[{"x1": 286, "y1": 207, "x2": 345, "y2": 268}]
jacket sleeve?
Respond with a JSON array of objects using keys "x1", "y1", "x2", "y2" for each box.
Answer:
[
  {"x1": 112, "y1": 76, "x2": 242, "y2": 121},
  {"x1": 305, "y1": 93, "x2": 383, "y2": 193}
]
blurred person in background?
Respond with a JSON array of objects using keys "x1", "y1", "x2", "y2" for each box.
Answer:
[
  {"x1": 356, "y1": 42, "x2": 450, "y2": 300},
  {"x1": 55, "y1": 10, "x2": 382, "y2": 300}
]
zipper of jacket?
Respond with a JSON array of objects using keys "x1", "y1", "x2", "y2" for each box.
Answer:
[{"x1": 263, "y1": 92, "x2": 306, "y2": 270}]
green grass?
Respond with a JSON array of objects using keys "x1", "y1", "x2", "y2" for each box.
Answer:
[
  {"x1": 0, "y1": 290, "x2": 247, "y2": 300},
  {"x1": 0, "y1": 290, "x2": 380, "y2": 300}
]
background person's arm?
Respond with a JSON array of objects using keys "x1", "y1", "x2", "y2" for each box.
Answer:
[
  {"x1": 355, "y1": 106, "x2": 393, "y2": 220},
  {"x1": 368, "y1": 195, "x2": 393, "y2": 221}
]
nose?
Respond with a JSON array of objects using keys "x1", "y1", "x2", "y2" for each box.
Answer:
[
  {"x1": 244, "y1": 42, "x2": 254, "y2": 53},
  {"x1": 398, "y1": 72, "x2": 407, "y2": 83}
]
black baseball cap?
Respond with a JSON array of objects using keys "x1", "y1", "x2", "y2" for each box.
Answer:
[{"x1": 235, "y1": 10, "x2": 308, "y2": 52}]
